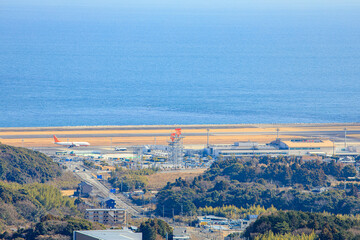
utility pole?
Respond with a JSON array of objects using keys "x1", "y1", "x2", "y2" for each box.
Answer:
[
  {"x1": 21, "y1": 139, "x2": 24, "y2": 148},
  {"x1": 344, "y1": 128, "x2": 347, "y2": 148},
  {"x1": 154, "y1": 137, "x2": 157, "y2": 145},
  {"x1": 78, "y1": 184, "x2": 82, "y2": 200},
  {"x1": 344, "y1": 179, "x2": 347, "y2": 190},
  {"x1": 207, "y1": 128, "x2": 210, "y2": 147},
  {"x1": 276, "y1": 128, "x2": 280, "y2": 139}
]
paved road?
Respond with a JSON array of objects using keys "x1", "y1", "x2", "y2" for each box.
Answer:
[
  {"x1": 75, "y1": 170, "x2": 141, "y2": 216},
  {"x1": 65, "y1": 162, "x2": 141, "y2": 216}
]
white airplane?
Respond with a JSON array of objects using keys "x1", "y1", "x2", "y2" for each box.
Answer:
[
  {"x1": 53, "y1": 135, "x2": 90, "y2": 148},
  {"x1": 115, "y1": 147, "x2": 127, "y2": 151}
]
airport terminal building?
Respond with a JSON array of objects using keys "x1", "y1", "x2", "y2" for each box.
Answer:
[
  {"x1": 207, "y1": 141, "x2": 288, "y2": 158},
  {"x1": 270, "y1": 138, "x2": 334, "y2": 156},
  {"x1": 207, "y1": 138, "x2": 335, "y2": 158}
]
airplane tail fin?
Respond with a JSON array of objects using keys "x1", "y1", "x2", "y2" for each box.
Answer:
[{"x1": 53, "y1": 135, "x2": 60, "y2": 143}]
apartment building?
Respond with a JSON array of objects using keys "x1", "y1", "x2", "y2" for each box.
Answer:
[{"x1": 85, "y1": 209, "x2": 126, "y2": 225}]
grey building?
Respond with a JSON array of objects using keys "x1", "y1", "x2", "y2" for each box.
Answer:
[
  {"x1": 74, "y1": 229, "x2": 142, "y2": 240},
  {"x1": 76, "y1": 181, "x2": 93, "y2": 197},
  {"x1": 207, "y1": 142, "x2": 287, "y2": 158}
]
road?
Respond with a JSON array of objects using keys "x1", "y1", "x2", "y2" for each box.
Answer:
[{"x1": 66, "y1": 161, "x2": 141, "y2": 216}]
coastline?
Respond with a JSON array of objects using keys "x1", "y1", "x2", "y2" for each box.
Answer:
[{"x1": 0, "y1": 122, "x2": 359, "y2": 131}]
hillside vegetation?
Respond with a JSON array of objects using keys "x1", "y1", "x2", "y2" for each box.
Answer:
[
  {"x1": 156, "y1": 157, "x2": 360, "y2": 217},
  {"x1": 0, "y1": 181, "x2": 76, "y2": 230},
  {"x1": 1, "y1": 215, "x2": 105, "y2": 240},
  {"x1": 0, "y1": 144, "x2": 61, "y2": 184},
  {"x1": 245, "y1": 211, "x2": 360, "y2": 240},
  {"x1": 0, "y1": 144, "x2": 83, "y2": 235}
]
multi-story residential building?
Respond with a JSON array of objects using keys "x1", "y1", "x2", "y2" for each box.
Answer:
[{"x1": 85, "y1": 209, "x2": 126, "y2": 225}]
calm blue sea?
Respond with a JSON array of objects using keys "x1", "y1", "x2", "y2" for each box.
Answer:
[{"x1": 1, "y1": 1, "x2": 360, "y2": 127}]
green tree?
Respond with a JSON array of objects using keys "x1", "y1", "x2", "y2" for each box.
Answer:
[
  {"x1": 341, "y1": 165, "x2": 357, "y2": 178},
  {"x1": 273, "y1": 221, "x2": 290, "y2": 234},
  {"x1": 139, "y1": 218, "x2": 172, "y2": 240}
]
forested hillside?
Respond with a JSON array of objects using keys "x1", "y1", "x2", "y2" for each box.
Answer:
[
  {"x1": 156, "y1": 157, "x2": 360, "y2": 217},
  {"x1": 245, "y1": 211, "x2": 360, "y2": 240},
  {"x1": 0, "y1": 144, "x2": 92, "y2": 238},
  {"x1": 0, "y1": 182, "x2": 75, "y2": 231},
  {"x1": 1, "y1": 215, "x2": 105, "y2": 240},
  {"x1": 205, "y1": 156, "x2": 356, "y2": 187},
  {"x1": 0, "y1": 144, "x2": 61, "y2": 183}
]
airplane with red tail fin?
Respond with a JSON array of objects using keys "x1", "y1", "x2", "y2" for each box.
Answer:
[{"x1": 53, "y1": 135, "x2": 90, "y2": 148}]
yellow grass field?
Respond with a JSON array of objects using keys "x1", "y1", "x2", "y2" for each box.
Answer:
[
  {"x1": 146, "y1": 169, "x2": 206, "y2": 190},
  {"x1": 60, "y1": 189, "x2": 75, "y2": 196}
]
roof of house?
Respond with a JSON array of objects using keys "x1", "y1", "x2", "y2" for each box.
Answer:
[
  {"x1": 86, "y1": 208, "x2": 125, "y2": 211},
  {"x1": 101, "y1": 197, "x2": 116, "y2": 202},
  {"x1": 79, "y1": 181, "x2": 92, "y2": 187}
]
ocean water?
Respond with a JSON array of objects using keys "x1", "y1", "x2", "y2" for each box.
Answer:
[{"x1": 1, "y1": 1, "x2": 360, "y2": 127}]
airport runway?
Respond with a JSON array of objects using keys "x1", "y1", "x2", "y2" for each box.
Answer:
[
  {"x1": 1, "y1": 130, "x2": 360, "y2": 139},
  {"x1": 1, "y1": 123, "x2": 359, "y2": 147}
]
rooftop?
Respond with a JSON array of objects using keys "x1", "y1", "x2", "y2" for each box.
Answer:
[
  {"x1": 282, "y1": 139, "x2": 333, "y2": 148},
  {"x1": 75, "y1": 229, "x2": 142, "y2": 240},
  {"x1": 86, "y1": 208, "x2": 125, "y2": 211}
]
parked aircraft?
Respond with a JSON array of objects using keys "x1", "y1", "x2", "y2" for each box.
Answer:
[{"x1": 53, "y1": 135, "x2": 90, "y2": 148}]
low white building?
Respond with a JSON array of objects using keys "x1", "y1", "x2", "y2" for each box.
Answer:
[{"x1": 74, "y1": 229, "x2": 141, "y2": 240}]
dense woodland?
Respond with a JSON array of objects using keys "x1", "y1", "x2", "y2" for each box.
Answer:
[
  {"x1": 206, "y1": 156, "x2": 356, "y2": 187},
  {"x1": 138, "y1": 218, "x2": 173, "y2": 240},
  {"x1": 0, "y1": 144, "x2": 62, "y2": 184},
  {"x1": 156, "y1": 157, "x2": 360, "y2": 217},
  {"x1": 244, "y1": 211, "x2": 360, "y2": 240}
]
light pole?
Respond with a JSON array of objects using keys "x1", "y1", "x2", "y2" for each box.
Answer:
[
  {"x1": 207, "y1": 128, "x2": 210, "y2": 147},
  {"x1": 344, "y1": 128, "x2": 347, "y2": 148}
]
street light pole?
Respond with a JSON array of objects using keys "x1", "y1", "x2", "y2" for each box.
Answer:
[{"x1": 344, "y1": 128, "x2": 347, "y2": 148}]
